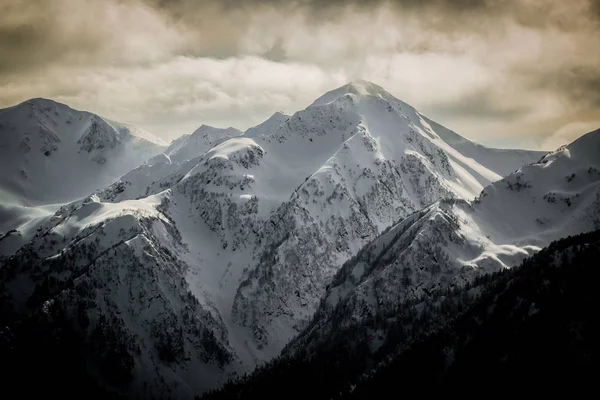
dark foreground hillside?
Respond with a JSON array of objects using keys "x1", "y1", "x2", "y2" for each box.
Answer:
[
  {"x1": 203, "y1": 229, "x2": 600, "y2": 399},
  {"x1": 346, "y1": 229, "x2": 599, "y2": 396}
]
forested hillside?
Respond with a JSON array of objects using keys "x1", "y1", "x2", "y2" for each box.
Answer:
[{"x1": 202, "y1": 229, "x2": 599, "y2": 399}]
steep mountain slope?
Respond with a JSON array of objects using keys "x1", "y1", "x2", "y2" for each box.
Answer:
[
  {"x1": 228, "y1": 81, "x2": 543, "y2": 356},
  {"x1": 93, "y1": 124, "x2": 243, "y2": 205},
  {"x1": 0, "y1": 98, "x2": 167, "y2": 206},
  {"x1": 0, "y1": 192, "x2": 237, "y2": 399},
  {"x1": 202, "y1": 229, "x2": 600, "y2": 399},
  {"x1": 0, "y1": 203, "x2": 57, "y2": 258},
  {"x1": 0, "y1": 99, "x2": 167, "y2": 257},
  {"x1": 422, "y1": 116, "x2": 546, "y2": 177},
  {"x1": 285, "y1": 128, "x2": 600, "y2": 359},
  {"x1": 201, "y1": 129, "x2": 599, "y2": 400},
  {"x1": 87, "y1": 80, "x2": 545, "y2": 362},
  {"x1": 0, "y1": 82, "x2": 545, "y2": 398}
]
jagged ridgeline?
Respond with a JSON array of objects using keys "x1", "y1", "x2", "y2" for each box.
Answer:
[
  {"x1": 0, "y1": 82, "x2": 597, "y2": 398},
  {"x1": 200, "y1": 229, "x2": 600, "y2": 399}
]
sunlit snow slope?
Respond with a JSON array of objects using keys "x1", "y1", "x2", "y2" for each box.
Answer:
[
  {"x1": 0, "y1": 98, "x2": 167, "y2": 256},
  {"x1": 292, "y1": 128, "x2": 600, "y2": 354},
  {"x1": 0, "y1": 82, "x2": 547, "y2": 398}
]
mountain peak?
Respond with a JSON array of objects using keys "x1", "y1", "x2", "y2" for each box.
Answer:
[
  {"x1": 20, "y1": 98, "x2": 83, "y2": 117},
  {"x1": 310, "y1": 80, "x2": 392, "y2": 107},
  {"x1": 165, "y1": 124, "x2": 243, "y2": 162},
  {"x1": 568, "y1": 127, "x2": 600, "y2": 150},
  {"x1": 192, "y1": 124, "x2": 242, "y2": 137},
  {"x1": 0, "y1": 97, "x2": 73, "y2": 119},
  {"x1": 24, "y1": 97, "x2": 66, "y2": 107},
  {"x1": 539, "y1": 127, "x2": 600, "y2": 165},
  {"x1": 345, "y1": 79, "x2": 384, "y2": 91}
]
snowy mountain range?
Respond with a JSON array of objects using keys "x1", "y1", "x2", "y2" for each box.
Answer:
[
  {"x1": 203, "y1": 229, "x2": 600, "y2": 399},
  {"x1": 0, "y1": 98, "x2": 167, "y2": 206},
  {"x1": 287, "y1": 126, "x2": 600, "y2": 357},
  {"x1": 0, "y1": 99, "x2": 167, "y2": 256},
  {"x1": 2, "y1": 81, "x2": 597, "y2": 399}
]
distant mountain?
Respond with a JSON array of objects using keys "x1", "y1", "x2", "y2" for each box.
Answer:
[
  {"x1": 0, "y1": 98, "x2": 167, "y2": 206},
  {"x1": 93, "y1": 125, "x2": 243, "y2": 204},
  {"x1": 0, "y1": 82, "x2": 549, "y2": 398},
  {"x1": 0, "y1": 98, "x2": 167, "y2": 256},
  {"x1": 165, "y1": 125, "x2": 242, "y2": 163}
]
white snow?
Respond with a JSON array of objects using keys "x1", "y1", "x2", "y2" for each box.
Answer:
[
  {"x1": 0, "y1": 98, "x2": 166, "y2": 207},
  {"x1": 165, "y1": 125, "x2": 242, "y2": 163},
  {"x1": 311, "y1": 127, "x2": 600, "y2": 338},
  {"x1": 1, "y1": 81, "x2": 565, "y2": 398},
  {"x1": 0, "y1": 98, "x2": 167, "y2": 257}
]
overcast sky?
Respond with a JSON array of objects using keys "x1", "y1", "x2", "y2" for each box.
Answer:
[{"x1": 1, "y1": 0, "x2": 599, "y2": 149}]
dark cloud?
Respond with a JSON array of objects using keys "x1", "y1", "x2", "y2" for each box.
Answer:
[
  {"x1": 2, "y1": 0, "x2": 598, "y2": 73},
  {"x1": 261, "y1": 39, "x2": 287, "y2": 63},
  {"x1": 0, "y1": 1, "x2": 98, "y2": 74},
  {"x1": 542, "y1": 66, "x2": 600, "y2": 108},
  {"x1": 141, "y1": 0, "x2": 600, "y2": 31},
  {"x1": 0, "y1": 0, "x2": 189, "y2": 78},
  {"x1": 1, "y1": 0, "x2": 599, "y2": 148}
]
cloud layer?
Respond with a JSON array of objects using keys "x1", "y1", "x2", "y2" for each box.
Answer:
[{"x1": 1, "y1": 0, "x2": 599, "y2": 149}]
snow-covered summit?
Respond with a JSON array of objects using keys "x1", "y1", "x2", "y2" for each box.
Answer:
[
  {"x1": 165, "y1": 125, "x2": 242, "y2": 163},
  {"x1": 311, "y1": 80, "x2": 397, "y2": 106},
  {"x1": 0, "y1": 84, "x2": 555, "y2": 398},
  {"x1": 0, "y1": 98, "x2": 167, "y2": 258},
  {"x1": 244, "y1": 111, "x2": 290, "y2": 139},
  {"x1": 0, "y1": 98, "x2": 166, "y2": 207},
  {"x1": 538, "y1": 127, "x2": 600, "y2": 164},
  {"x1": 2, "y1": 98, "x2": 166, "y2": 146}
]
